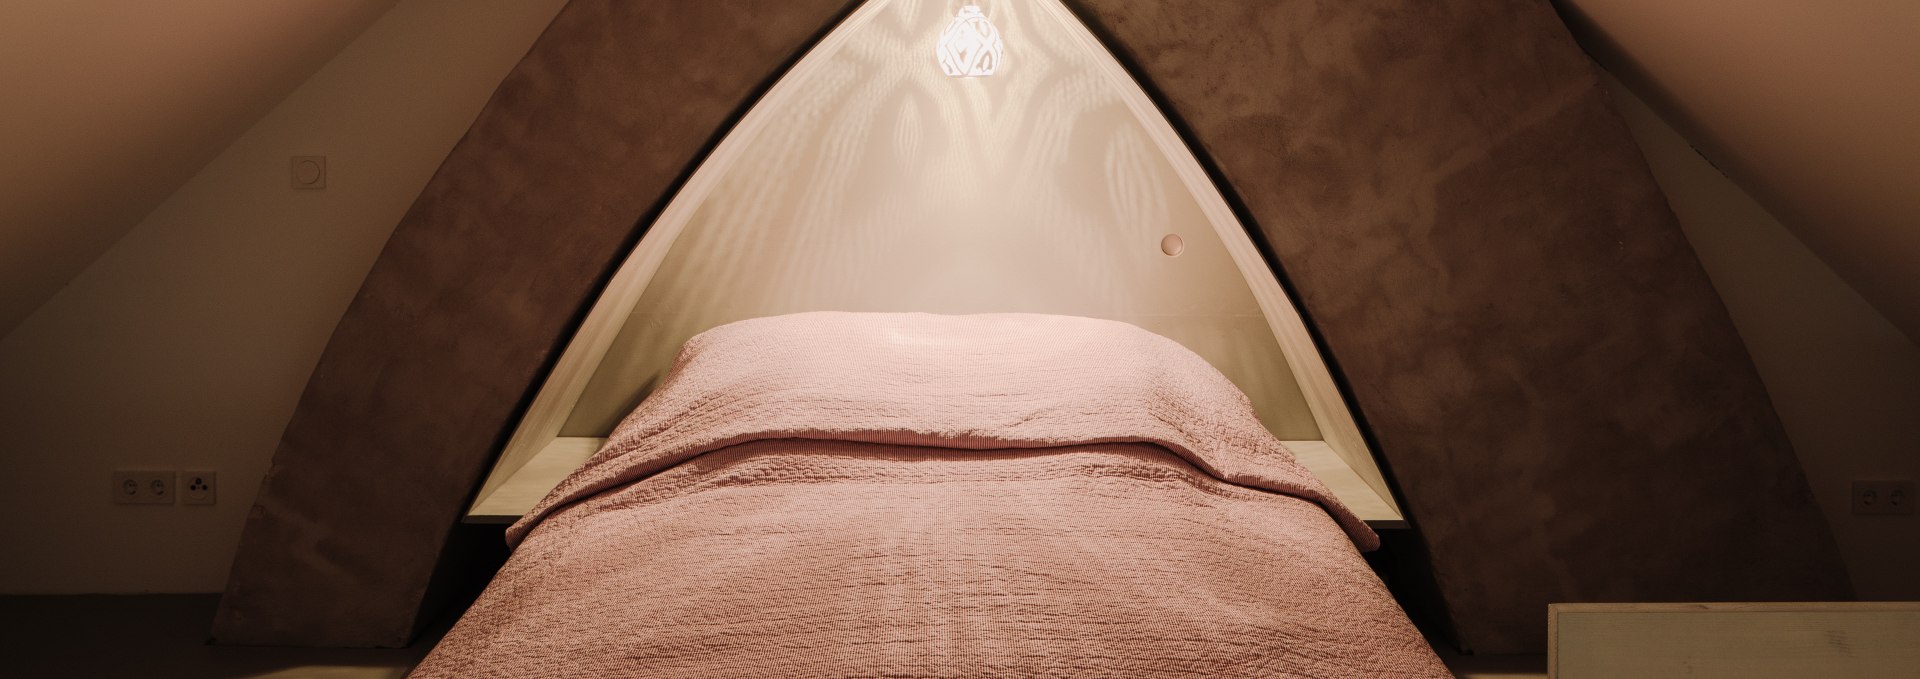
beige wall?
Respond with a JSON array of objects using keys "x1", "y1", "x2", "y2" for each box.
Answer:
[
  {"x1": 1559, "y1": 1, "x2": 1920, "y2": 345},
  {"x1": 0, "y1": 0, "x2": 398, "y2": 336},
  {"x1": 1606, "y1": 77, "x2": 1920, "y2": 600},
  {"x1": 568, "y1": 0, "x2": 1319, "y2": 441},
  {"x1": 0, "y1": 0, "x2": 566, "y2": 593}
]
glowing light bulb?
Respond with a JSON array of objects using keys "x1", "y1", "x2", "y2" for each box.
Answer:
[{"x1": 935, "y1": 5, "x2": 1004, "y2": 78}]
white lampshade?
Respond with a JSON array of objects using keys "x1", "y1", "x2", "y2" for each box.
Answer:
[{"x1": 935, "y1": 5, "x2": 1004, "y2": 77}]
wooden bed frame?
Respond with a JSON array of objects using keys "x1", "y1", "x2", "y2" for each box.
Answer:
[{"x1": 463, "y1": 0, "x2": 1405, "y2": 530}]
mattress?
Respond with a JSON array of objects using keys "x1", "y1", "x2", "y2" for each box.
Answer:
[{"x1": 412, "y1": 313, "x2": 1447, "y2": 677}]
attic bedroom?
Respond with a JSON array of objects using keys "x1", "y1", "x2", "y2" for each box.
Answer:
[{"x1": 1, "y1": 0, "x2": 1915, "y2": 677}]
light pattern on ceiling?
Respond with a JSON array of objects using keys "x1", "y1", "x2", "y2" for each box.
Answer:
[{"x1": 935, "y1": 4, "x2": 1004, "y2": 77}]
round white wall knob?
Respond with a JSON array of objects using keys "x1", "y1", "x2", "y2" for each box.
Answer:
[{"x1": 1160, "y1": 233, "x2": 1184, "y2": 256}]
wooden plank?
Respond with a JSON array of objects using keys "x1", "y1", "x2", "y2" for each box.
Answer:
[
  {"x1": 467, "y1": 437, "x2": 604, "y2": 523},
  {"x1": 1549, "y1": 602, "x2": 1920, "y2": 678},
  {"x1": 1282, "y1": 440, "x2": 1404, "y2": 527}
]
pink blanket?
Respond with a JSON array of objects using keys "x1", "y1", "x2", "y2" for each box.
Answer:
[{"x1": 415, "y1": 313, "x2": 1446, "y2": 677}]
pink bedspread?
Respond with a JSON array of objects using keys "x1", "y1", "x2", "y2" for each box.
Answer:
[{"x1": 414, "y1": 313, "x2": 1446, "y2": 677}]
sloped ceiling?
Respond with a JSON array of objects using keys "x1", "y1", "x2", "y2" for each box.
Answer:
[
  {"x1": 1557, "y1": 0, "x2": 1920, "y2": 345},
  {"x1": 0, "y1": 0, "x2": 398, "y2": 336}
]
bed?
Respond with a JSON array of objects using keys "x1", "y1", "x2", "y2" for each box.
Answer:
[{"x1": 412, "y1": 312, "x2": 1447, "y2": 677}]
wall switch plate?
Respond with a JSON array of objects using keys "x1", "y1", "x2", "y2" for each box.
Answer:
[
  {"x1": 291, "y1": 155, "x2": 327, "y2": 189},
  {"x1": 111, "y1": 470, "x2": 175, "y2": 505},
  {"x1": 181, "y1": 470, "x2": 217, "y2": 506},
  {"x1": 1852, "y1": 479, "x2": 1914, "y2": 516}
]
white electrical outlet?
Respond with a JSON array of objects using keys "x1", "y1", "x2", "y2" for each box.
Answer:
[
  {"x1": 181, "y1": 470, "x2": 217, "y2": 505},
  {"x1": 1852, "y1": 479, "x2": 1915, "y2": 516},
  {"x1": 111, "y1": 470, "x2": 175, "y2": 505}
]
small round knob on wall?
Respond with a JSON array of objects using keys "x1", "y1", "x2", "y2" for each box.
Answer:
[{"x1": 1160, "y1": 233, "x2": 1184, "y2": 257}]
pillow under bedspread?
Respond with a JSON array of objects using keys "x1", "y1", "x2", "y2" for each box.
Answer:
[{"x1": 509, "y1": 312, "x2": 1376, "y2": 551}]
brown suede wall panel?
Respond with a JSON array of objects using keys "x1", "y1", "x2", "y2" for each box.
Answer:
[
  {"x1": 212, "y1": 0, "x2": 856, "y2": 647},
  {"x1": 1067, "y1": 0, "x2": 1850, "y2": 652},
  {"x1": 217, "y1": 0, "x2": 1850, "y2": 655}
]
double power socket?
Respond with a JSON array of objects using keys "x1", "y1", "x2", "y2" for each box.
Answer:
[
  {"x1": 1852, "y1": 479, "x2": 1914, "y2": 516},
  {"x1": 112, "y1": 469, "x2": 217, "y2": 506}
]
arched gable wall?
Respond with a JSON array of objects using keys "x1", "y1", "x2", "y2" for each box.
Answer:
[
  {"x1": 1066, "y1": 0, "x2": 1848, "y2": 652},
  {"x1": 214, "y1": 0, "x2": 1848, "y2": 653},
  {"x1": 210, "y1": 0, "x2": 863, "y2": 647}
]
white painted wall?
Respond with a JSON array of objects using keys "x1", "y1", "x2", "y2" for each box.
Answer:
[
  {"x1": 1607, "y1": 77, "x2": 1920, "y2": 601},
  {"x1": 0, "y1": 0, "x2": 398, "y2": 336},
  {"x1": 0, "y1": 0, "x2": 567, "y2": 593},
  {"x1": 1561, "y1": 0, "x2": 1920, "y2": 345}
]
